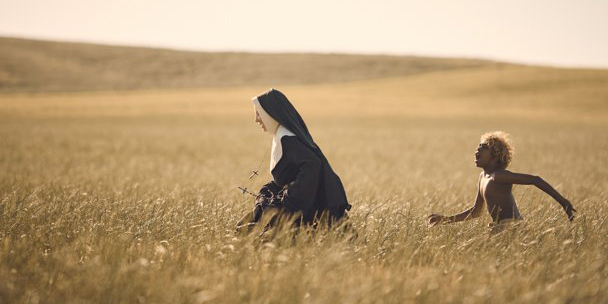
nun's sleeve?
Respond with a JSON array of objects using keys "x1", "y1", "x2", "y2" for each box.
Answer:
[{"x1": 280, "y1": 137, "x2": 322, "y2": 213}]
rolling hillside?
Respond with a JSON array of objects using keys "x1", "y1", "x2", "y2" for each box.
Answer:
[{"x1": 0, "y1": 37, "x2": 505, "y2": 92}]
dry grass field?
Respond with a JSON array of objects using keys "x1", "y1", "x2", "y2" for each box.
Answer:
[{"x1": 1, "y1": 49, "x2": 608, "y2": 303}]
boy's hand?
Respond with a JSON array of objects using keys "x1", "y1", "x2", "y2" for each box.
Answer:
[
  {"x1": 561, "y1": 199, "x2": 576, "y2": 222},
  {"x1": 427, "y1": 214, "x2": 445, "y2": 226}
]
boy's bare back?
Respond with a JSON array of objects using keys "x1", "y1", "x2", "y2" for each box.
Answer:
[{"x1": 479, "y1": 170, "x2": 523, "y2": 223}]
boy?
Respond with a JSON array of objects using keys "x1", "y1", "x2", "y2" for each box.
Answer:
[{"x1": 428, "y1": 131, "x2": 576, "y2": 232}]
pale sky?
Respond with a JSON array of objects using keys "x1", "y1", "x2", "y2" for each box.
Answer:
[{"x1": 1, "y1": 0, "x2": 607, "y2": 68}]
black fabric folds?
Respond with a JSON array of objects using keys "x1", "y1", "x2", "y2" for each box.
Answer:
[{"x1": 256, "y1": 89, "x2": 351, "y2": 219}]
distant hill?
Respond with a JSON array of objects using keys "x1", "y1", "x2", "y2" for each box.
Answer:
[{"x1": 0, "y1": 37, "x2": 507, "y2": 93}]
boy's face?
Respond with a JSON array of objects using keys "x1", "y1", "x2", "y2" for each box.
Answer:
[{"x1": 474, "y1": 143, "x2": 495, "y2": 168}]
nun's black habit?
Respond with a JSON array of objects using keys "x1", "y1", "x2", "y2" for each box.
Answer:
[{"x1": 242, "y1": 89, "x2": 351, "y2": 228}]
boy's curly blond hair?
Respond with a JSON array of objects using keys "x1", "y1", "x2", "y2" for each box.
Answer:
[{"x1": 480, "y1": 131, "x2": 514, "y2": 169}]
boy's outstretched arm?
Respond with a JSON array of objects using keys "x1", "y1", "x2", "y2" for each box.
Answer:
[
  {"x1": 493, "y1": 170, "x2": 576, "y2": 221},
  {"x1": 428, "y1": 181, "x2": 484, "y2": 226}
]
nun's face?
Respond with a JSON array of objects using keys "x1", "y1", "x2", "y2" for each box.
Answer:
[{"x1": 255, "y1": 110, "x2": 266, "y2": 132}]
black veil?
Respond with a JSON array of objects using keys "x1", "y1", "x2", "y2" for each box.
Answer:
[{"x1": 256, "y1": 89, "x2": 351, "y2": 216}]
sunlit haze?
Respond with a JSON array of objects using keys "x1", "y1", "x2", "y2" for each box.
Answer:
[{"x1": 1, "y1": 0, "x2": 607, "y2": 67}]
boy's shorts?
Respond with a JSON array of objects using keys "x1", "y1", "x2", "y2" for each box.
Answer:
[{"x1": 488, "y1": 218, "x2": 522, "y2": 235}]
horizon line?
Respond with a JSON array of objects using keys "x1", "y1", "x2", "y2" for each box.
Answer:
[{"x1": 2, "y1": 33, "x2": 608, "y2": 71}]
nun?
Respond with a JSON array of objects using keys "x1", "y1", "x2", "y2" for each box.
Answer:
[{"x1": 237, "y1": 89, "x2": 351, "y2": 232}]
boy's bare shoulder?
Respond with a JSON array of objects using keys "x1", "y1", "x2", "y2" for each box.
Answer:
[
  {"x1": 491, "y1": 169, "x2": 512, "y2": 178},
  {"x1": 490, "y1": 169, "x2": 534, "y2": 185}
]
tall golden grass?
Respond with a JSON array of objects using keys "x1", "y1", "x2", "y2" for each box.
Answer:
[{"x1": 1, "y1": 65, "x2": 607, "y2": 303}]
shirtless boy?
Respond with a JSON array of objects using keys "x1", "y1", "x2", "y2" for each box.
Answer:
[{"x1": 428, "y1": 132, "x2": 576, "y2": 232}]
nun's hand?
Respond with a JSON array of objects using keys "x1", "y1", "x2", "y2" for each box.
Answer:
[{"x1": 427, "y1": 214, "x2": 445, "y2": 227}]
